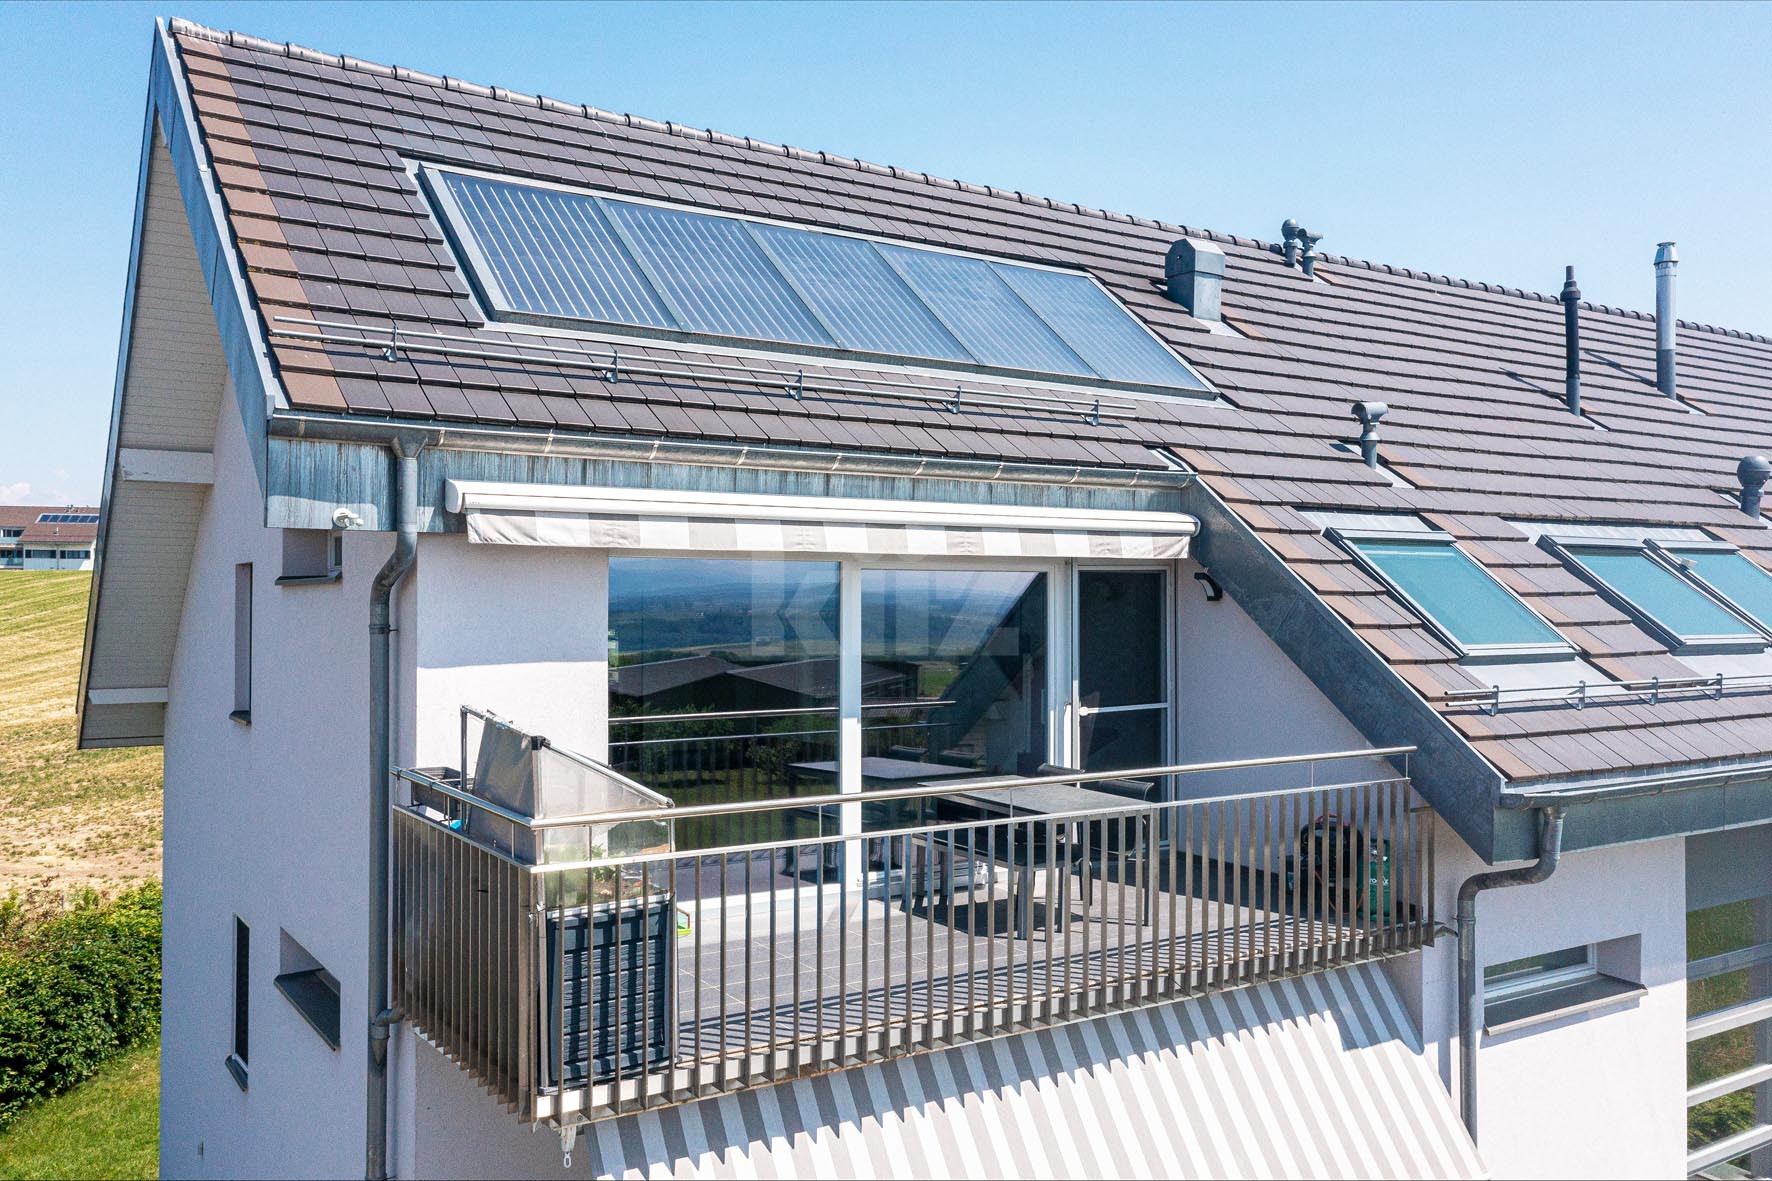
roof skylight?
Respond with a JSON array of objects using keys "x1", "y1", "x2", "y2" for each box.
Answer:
[
  {"x1": 423, "y1": 167, "x2": 1211, "y2": 397},
  {"x1": 1334, "y1": 530, "x2": 1572, "y2": 662},
  {"x1": 1543, "y1": 538, "x2": 1767, "y2": 655},
  {"x1": 1660, "y1": 545, "x2": 1772, "y2": 635}
]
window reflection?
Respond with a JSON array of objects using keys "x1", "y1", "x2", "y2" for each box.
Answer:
[
  {"x1": 607, "y1": 558, "x2": 839, "y2": 848},
  {"x1": 860, "y1": 570, "x2": 1048, "y2": 787}
]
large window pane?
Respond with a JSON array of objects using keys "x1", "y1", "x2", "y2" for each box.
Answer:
[
  {"x1": 607, "y1": 558, "x2": 839, "y2": 848},
  {"x1": 1677, "y1": 548, "x2": 1772, "y2": 631},
  {"x1": 859, "y1": 570, "x2": 1048, "y2": 810},
  {"x1": 1078, "y1": 570, "x2": 1165, "y2": 709},
  {"x1": 1347, "y1": 538, "x2": 1566, "y2": 651},
  {"x1": 1567, "y1": 546, "x2": 1758, "y2": 642}
]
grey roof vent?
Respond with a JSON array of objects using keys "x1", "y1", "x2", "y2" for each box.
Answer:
[
  {"x1": 1740, "y1": 455, "x2": 1771, "y2": 520},
  {"x1": 1352, "y1": 401, "x2": 1389, "y2": 468},
  {"x1": 1655, "y1": 242, "x2": 1678, "y2": 397},
  {"x1": 1165, "y1": 238, "x2": 1225, "y2": 322},
  {"x1": 1282, "y1": 220, "x2": 1323, "y2": 278},
  {"x1": 1560, "y1": 266, "x2": 1582, "y2": 415}
]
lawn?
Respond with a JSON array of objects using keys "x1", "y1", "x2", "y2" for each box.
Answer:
[
  {"x1": 0, "y1": 572, "x2": 163, "y2": 1180},
  {"x1": 0, "y1": 572, "x2": 162, "y2": 894},
  {"x1": 0, "y1": 1039, "x2": 158, "y2": 1181}
]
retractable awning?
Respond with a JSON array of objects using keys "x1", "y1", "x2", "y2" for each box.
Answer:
[
  {"x1": 444, "y1": 480, "x2": 1197, "y2": 559},
  {"x1": 572, "y1": 961, "x2": 1485, "y2": 1179}
]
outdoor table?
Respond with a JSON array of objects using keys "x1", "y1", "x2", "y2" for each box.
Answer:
[
  {"x1": 784, "y1": 757, "x2": 979, "y2": 874},
  {"x1": 933, "y1": 779, "x2": 1141, "y2": 938}
]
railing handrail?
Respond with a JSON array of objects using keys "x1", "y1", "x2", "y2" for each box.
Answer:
[
  {"x1": 609, "y1": 699, "x2": 956, "y2": 726},
  {"x1": 400, "y1": 772, "x2": 1419, "y2": 876},
  {"x1": 396, "y1": 744, "x2": 1414, "y2": 832}
]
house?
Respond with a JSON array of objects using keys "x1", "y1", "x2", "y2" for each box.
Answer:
[
  {"x1": 0, "y1": 505, "x2": 99, "y2": 570},
  {"x1": 80, "y1": 17, "x2": 1772, "y2": 1181}
]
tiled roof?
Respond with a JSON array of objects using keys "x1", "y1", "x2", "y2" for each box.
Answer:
[
  {"x1": 0, "y1": 506, "x2": 99, "y2": 545},
  {"x1": 165, "y1": 21, "x2": 1772, "y2": 786}
]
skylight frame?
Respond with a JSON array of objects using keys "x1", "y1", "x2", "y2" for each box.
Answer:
[
  {"x1": 1328, "y1": 526, "x2": 1576, "y2": 664},
  {"x1": 1538, "y1": 535, "x2": 1769, "y2": 656},
  {"x1": 1645, "y1": 539, "x2": 1772, "y2": 641},
  {"x1": 418, "y1": 163, "x2": 1217, "y2": 402}
]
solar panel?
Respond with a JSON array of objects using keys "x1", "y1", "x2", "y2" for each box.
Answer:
[
  {"x1": 748, "y1": 223, "x2": 973, "y2": 363},
  {"x1": 440, "y1": 173, "x2": 673, "y2": 329},
  {"x1": 875, "y1": 244, "x2": 1091, "y2": 376},
  {"x1": 428, "y1": 167, "x2": 1211, "y2": 396},
  {"x1": 35, "y1": 513, "x2": 98, "y2": 524},
  {"x1": 993, "y1": 264, "x2": 1206, "y2": 389},
  {"x1": 600, "y1": 200, "x2": 833, "y2": 347}
]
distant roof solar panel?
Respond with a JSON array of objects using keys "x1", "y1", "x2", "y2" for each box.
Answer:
[
  {"x1": 426, "y1": 167, "x2": 1212, "y2": 396},
  {"x1": 36, "y1": 513, "x2": 98, "y2": 524}
]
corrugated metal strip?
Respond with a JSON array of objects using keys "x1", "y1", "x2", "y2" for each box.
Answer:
[{"x1": 580, "y1": 961, "x2": 1485, "y2": 1179}]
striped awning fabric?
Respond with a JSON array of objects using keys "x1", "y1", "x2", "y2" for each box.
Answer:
[
  {"x1": 575, "y1": 960, "x2": 1485, "y2": 1179},
  {"x1": 444, "y1": 480, "x2": 1197, "y2": 559}
]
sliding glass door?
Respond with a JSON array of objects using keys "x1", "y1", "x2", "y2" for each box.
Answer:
[
  {"x1": 606, "y1": 556, "x2": 840, "y2": 848},
  {"x1": 1075, "y1": 568, "x2": 1171, "y2": 774}
]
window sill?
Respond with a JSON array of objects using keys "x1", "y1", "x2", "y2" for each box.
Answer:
[
  {"x1": 274, "y1": 571, "x2": 341, "y2": 588},
  {"x1": 229, "y1": 709, "x2": 252, "y2": 726},
  {"x1": 224, "y1": 1053, "x2": 249, "y2": 1092},
  {"x1": 1485, "y1": 973, "x2": 1645, "y2": 1035},
  {"x1": 274, "y1": 968, "x2": 341, "y2": 1050}
]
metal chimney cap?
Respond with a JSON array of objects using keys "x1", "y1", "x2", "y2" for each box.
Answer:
[
  {"x1": 1282, "y1": 218, "x2": 1301, "y2": 242},
  {"x1": 1561, "y1": 266, "x2": 1581, "y2": 301},
  {"x1": 1165, "y1": 237, "x2": 1226, "y2": 280},
  {"x1": 1655, "y1": 241, "x2": 1679, "y2": 268},
  {"x1": 1741, "y1": 455, "x2": 1772, "y2": 487},
  {"x1": 1353, "y1": 401, "x2": 1390, "y2": 426}
]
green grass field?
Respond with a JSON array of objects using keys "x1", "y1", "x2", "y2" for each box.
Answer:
[
  {"x1": 0, "y1": 1040, "x2": 158, "y2": 1181},
  {"x1": 0, "y1": 573, "x2": 163, "y2": 1180},
  {"x1": 0, "y1": 572, "x2": 162, "y2": 893}
]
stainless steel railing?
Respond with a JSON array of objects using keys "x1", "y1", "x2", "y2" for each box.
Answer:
[{"x1": 391, "y1": 745, "x2": 1431, "y2": 1131}]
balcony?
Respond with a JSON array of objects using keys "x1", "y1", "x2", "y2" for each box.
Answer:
[{"x1": 391, "y1": 715, "x2": 1434, "y2": 1133}]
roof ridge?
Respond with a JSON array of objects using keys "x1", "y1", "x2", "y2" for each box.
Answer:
[{"x1": 166, "y1": 17, "x2": 1771, "y2": 348}]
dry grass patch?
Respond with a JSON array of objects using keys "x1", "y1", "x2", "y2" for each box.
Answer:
[{"x1": 0, "y1": 574, "x2": 161, "y2": 894}]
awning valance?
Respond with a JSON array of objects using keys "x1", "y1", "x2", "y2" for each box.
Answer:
[{"x1": 444, "y1": 480, "x2": 1197, "y2": 559}]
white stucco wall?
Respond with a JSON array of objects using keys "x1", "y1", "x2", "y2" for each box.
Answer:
[
  {"x1": 159, "y1": 381, "x2": 392, "y2": 1179},
  {"x1": 1413, "y1": 829, "x2": 1689, "y2": 1180}
]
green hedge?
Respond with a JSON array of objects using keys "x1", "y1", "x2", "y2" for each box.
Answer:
[{"x1": 0, "y1": 883, "x2": 162, "y2": 1127}]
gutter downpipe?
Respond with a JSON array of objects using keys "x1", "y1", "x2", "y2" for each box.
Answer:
[
  {"x1": 1456, "y1": 804, "x2": 1567, "y2": 1142},
  {"x1": 367, "y1": 437, "x2": 423, "y2": 1181}
]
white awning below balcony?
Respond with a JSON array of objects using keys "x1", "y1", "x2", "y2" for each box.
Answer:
[
  {"x1": 444, "y1": 480, "x2": 1196, "y2": 559},
  {"x1": 573, "y1": 960, "x2": 1484, "y2": 1180}
]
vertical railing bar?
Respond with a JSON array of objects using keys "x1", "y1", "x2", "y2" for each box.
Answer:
[
  {"x1": 640, "y1": 860, "x2": 653, "y2": 1109},
  {"x1": 1214, "y1": 797, "x2": 1227, "y2": 990},
  {"x1": 1182, "y1": 803, "x2": 1195, "y2": 993},
  {"x1": 717, "y1": 852, "x2": 728, "y2": 1091},
  {"x1": 924, "y1": 827, "x2": 935, "y2": 1048},
  {"x1": 947, "y1": 820, "x2": 958, "y2": 1044},
  {"x1": 691, "y1": 853, "x2": 702, "y2": 1084},
  {"x1": 793, "y1": 841, "x2": 804, "y2": 1074},
  {"x1": 742, "y1": 857, "x2": 754, "y2": 1087},
  {"x1": 611, "y1": 859, "x2": 626, "y2": 1116},
  {"x1": 985, "y1": 821, "x2": 997, "y2": 1037},
  {"x1": 768, "y1": 850, "x2": 779, "y2": 1080},
  {"x1": 862, "y1": 832, "x2": 873, "y2": 1060},
  {"x1": 902, "y1": 832, "x2": 914, "y2": 1052},
  {"x1": 1034, "y1": 819, "x2": 1049, "y2": 1021},
  {"x1": 965, "y1": 824, "x2": 978, "y2": 1038}
]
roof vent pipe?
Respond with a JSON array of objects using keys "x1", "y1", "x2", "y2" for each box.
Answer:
[
  {"x1": 1299, "y1": 228, "x2": 1323, "y2": 278},
  {"x1": 1655, "y1": 242, "x2": 1678, "y2": 397},
  {"x1": 1165, "y1": 238, "x2": 1226, "y2": 322},
  {"x1": 1282, "y1": 219, "x2": 1302, "y2": 268},
  {"x1": 1561, "y1": 266, "x2": 1582, "y2": 415},
  {"x1": 1740, "y1": 455, "x2": 1771, "y2": 520},
  {"x1": 1353, "y1": 401, "x2": 1388, "y2": 468}
]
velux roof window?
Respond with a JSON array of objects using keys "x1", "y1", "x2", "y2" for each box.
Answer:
[
  {"x1": 1332, "y1": 529, "x2": 1571, "y2": 662},
  {"x1": 421, "y1": 166, "x2": 1212, "y2": 397},
  {"x1": 1538, "y1": 537, "x2": 1769, "y2": 656},
  {"x1": 1665, "y1": 545, "x2": 1772, "y2": 632}
]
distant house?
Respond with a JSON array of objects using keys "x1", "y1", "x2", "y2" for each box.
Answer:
[
  {"x1": 0, "y1": 506, "x2": 98, "y2": 570},
  {"x1": 81, "y1": 17, "x2": 1772, "y2": 1181}
]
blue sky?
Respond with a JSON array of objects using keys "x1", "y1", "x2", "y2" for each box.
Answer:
[{"x1": 2, "y1": 1, "x2": 1768, "y2": 505}]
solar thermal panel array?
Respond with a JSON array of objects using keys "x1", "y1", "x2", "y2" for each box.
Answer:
[{"x1": 430, "y1": 168, "x2": 1209, "y2": 393}]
